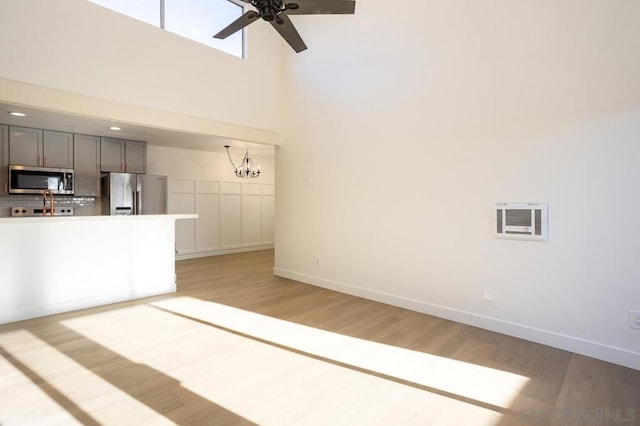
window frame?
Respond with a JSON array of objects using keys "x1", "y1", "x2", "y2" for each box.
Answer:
[{"x1": 88, "y1": 0, "x2": 246, "y2": 58}]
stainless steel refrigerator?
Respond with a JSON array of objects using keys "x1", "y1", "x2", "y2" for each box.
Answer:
[{"x1": 101, "y1": 173, "x2": 168, "y2": 215}]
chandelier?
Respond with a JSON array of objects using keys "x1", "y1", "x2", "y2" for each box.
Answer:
[{"x1": 224, "y1": 145, "x2": 261, "y2": 178}]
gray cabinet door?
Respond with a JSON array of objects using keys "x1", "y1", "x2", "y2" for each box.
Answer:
[
  {"x1": 9, "y1": 126, "x2": 43, "y2": 167},
  {"x1": 124, "y1": 140, "x2": 146, "y2": 173},
  {"x1": 100, "y1": 137, "x2": 124, "y2": 172},
  {"x1": 74, "y1": 134, "x2": 101, "y2": 196},
  {"x1": 0, "y1": 125, "x2": 8, "y2": 195},
  {"x1": 43, "y1": 130, "x2": 73, "y2": 168}
]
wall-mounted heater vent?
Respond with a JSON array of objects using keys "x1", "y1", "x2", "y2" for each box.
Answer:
[{"x1": 495, "y1": 202, "x2": 548, "y2": 241}]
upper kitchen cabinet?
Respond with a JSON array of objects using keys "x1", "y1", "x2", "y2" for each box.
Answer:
[
  {"x1": 43, "y1": 130, "x2": 74, "y2": 168},
  {"x1": 124, "y1": 140, "x2": 146, "y2": 173},
  {"x1": 100, "y1": 138, "x2": 146, "y2": 173},
  {"x1": 0, "y1": 125, "x2": 8, "y2": 195},
  {"x1": 9, "y1": 126, "x2": 73, "y2": 168},
  {"x1": 99, "y1": 137, "x2": 123, "y2": 172},
  {"x1": 8, "y1": 126, "x2": 43, "y2": 167},
  {"x1": 73, "y1": 134, "x2": 101, "y2": 197}
]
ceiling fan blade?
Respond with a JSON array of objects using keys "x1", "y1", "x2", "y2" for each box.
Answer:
[
  {"x1": 213, "y1": 10, "x2": 260, "y2": 39},
  {"x1": 271, "y1": 14, "x2": 307, "y2": 53},
  {"x1": 285, "y1": 0, "x2": 355, "y2": 15}
]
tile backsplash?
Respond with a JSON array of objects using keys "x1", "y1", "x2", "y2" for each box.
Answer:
[{"x1": 0, "y1": 195, "x2": 100, "y2": 217}]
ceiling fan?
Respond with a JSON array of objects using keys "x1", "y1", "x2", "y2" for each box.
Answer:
[{"x1": 213, "y1": 0, "x2": 356, "y2": 53}]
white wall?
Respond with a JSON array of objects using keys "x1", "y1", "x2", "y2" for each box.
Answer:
[
  {"x1": 275, "y1": 1, "x2": 640, "y2": 369},
  {"x1": 147, "y1": 145, "x2": 274, "y2": 259},
  {"x1": 0, "y1": 0, "x2": 281, "y2": 138}
]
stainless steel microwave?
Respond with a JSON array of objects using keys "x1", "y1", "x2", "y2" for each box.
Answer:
[{"x1": 9, "y1": 165, "x2": 74, "y2": 195}]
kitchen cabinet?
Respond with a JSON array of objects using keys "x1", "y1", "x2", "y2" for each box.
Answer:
[
  {"x1": 9, "y1": 126, "x2": 73, "y2": 168},
  {"x1": 73, "y1": 134, "x2": 101, "y2": 196},
  {"x1": 43, "y1": 130, "x2": 74, "y2": 168},
  {"x1": 99, "y1": 137, "x2": 122, "y2": 172},
  {"x1": 9, "y1": 126, "x2": 42, "y2": 167},
  {"x1": 100, "y1": 138, "x2": 146, "y2": 173},
  {"x1": 125, "y1": 140, "x2": 146, "y2": 173},
  {"x1": 221, "y1": 195, "x2": 243, "y2": 247},
  {"x1": 0, "y1": 125, "x2": 8, "y2": 195}
]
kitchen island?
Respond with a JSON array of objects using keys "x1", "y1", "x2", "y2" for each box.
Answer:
[{"x1": 0, "y1": 214, "x2": 196, "y2": 324}]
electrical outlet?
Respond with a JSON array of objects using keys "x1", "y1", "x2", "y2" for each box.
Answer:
[
  {"x1": 483, "y1": 288, "x2": 493, "y2": 302},
  {"x1": 630, "y1": 310, "x2": 640, "y2": 330},
  {"x1": 315, "y1": 256, "x2": 320, "y2": 266}
]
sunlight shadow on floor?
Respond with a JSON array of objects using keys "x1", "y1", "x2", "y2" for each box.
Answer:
[
  {"x1": 0, "y1": 330, "x2": 175, "y2": 426},
  {"x1": 150, "y1": 297, "x2": 530, "y2": 408},
  {"x1": 48, "y1": 298, "x2": 531, "y2": 425}
]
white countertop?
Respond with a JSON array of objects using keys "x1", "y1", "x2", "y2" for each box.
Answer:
[{"x1": 0, "y1": 214, "x2": 197, "y2": 224}]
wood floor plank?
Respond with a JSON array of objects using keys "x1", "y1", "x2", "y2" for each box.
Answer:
[{"x1": 0, "y1": 249, "x2": 638, "y2": 425}]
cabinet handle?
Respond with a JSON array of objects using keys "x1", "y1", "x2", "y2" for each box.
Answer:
[{"x1": 4, "y1": 183, "x2": 7, "y2": 194}]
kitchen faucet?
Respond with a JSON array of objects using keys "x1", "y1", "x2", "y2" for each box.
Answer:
[{"x1": 42, "y1": 189, "x2": 55, "y2": 216}]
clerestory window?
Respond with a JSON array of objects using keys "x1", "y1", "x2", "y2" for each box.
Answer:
[{"x1": 87, "y1": 0, "x2": 244, "y2": 58}]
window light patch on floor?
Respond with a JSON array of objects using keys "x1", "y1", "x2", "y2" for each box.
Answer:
[
  {"x1": 9, "y1": 298, "x2": 532, "y2": 425},
  {"x1": 149, "y1": 297, "x2": 530, "y2": 409},
  {"x1": 0, "y1": 330, "x2": 175, "y2": 425}
]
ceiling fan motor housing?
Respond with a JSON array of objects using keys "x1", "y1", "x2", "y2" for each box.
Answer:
[
  {"x1": 254, "y1": 0, "x2": 284, "y2": 21},
  {"x1": 214, "y1": 0, "x2": 355, "y2": 53}
]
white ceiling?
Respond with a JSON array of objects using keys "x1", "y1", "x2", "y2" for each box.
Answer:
[{"x1": 0, "y1": 102, "x2": 275, "y2": 158}]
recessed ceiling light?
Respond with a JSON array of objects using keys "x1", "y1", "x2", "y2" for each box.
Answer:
[
  {"x1": 109, "y1": 126, "x2": 121, "y2": 131},
  {"x1": 9, "y1": 112, "x2": 26, "y2": 117}
]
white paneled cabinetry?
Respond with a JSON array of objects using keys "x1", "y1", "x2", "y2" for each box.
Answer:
[
  {"x1": 169, "y1": 178, "x2": 274, "y2": 259},
  {"x1": 196, "y1": 181, "x2": 221, "y2": 250},
  {"x1": 169, "y1": 179, "x2": 197, "y2": 253},
  {"x1": 220, "y1": 182, "x2": 243, "y2": 248},
  {"x1": 261, "y1": 184, "x2": 275, "y2": 243},
  {"x1": 241, "y1": 183, "x2": 262, "y2": 246}
]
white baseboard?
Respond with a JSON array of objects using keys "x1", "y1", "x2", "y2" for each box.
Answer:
[
  {"x1": 0, "y1": 284, "x2": 176, "y2": 325},
  {"x1": 273, "y1": 267, "x2": 640, "y2": 371},
  {"x1": 176, "y1": 244, "x2": 274, "y2": 261}
]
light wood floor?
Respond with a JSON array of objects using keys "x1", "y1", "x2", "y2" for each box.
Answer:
[{"x1": 0, "y1": 249, "x2": 638, "y2": 425}]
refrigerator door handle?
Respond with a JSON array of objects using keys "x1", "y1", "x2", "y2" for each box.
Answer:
[{"x1": 135, "y1": 190, "x2": 141, "y2": 215}]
